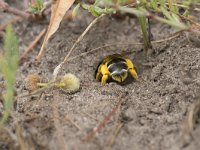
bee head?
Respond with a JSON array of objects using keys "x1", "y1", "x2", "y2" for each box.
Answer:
[{"x1": 111, "y1": 69, "x2": 128, "y2": 82}]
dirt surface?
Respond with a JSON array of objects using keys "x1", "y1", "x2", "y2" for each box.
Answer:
[{"x1": 1, "y1": 4, "x2": 200, "y2": 150}]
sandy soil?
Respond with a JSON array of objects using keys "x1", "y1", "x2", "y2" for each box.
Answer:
[{"x1": 0, "y1": 4, "x2": 200, "y2": 150}]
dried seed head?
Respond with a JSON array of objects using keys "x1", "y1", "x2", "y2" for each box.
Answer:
[
  {"x1": 58, "y1": 73, "x2": 80, "y2": 92},
  {"x1": 25, "y1": 74, "x2": 41, "y2": 91}
]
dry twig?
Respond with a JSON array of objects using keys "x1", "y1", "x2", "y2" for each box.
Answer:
[
  {"x1": 53, "y1": 14, "x2": 105, "y2": 79},
  {"x1": 80, "y1": 111, "x2": 100, "y2": 122},
  {"x1": 20, "y1": 28, "x2": 46, "y2": 60},
  {"x1": 15, "y1": 122, "x2": 30, "y2": 150},
  {"x1": 64, "y1": 30, "x2": 182, "y2": 64},
  {"x1": 53, "y1": 21, "x2": 181, "y2": 79},
  {"x1": 186, "y1": 100, "x2": 200, "y2": 133},
  {"x1": 107, "y1": 123, "x2": 124, "y2": 149},
  {"x1": 181, "y1": 100, "x2": 200, "y2": 148},
  {"x1": 0, "y1": 0, "x2": 50, "y2": 21},
  {"x1": 82, "y1": 94, "x2": 127, "y2": 143},
  {"x1": 0, "y1": 0, "x2": 30, "y2": 19},
  {"x1": 64, "y1": 115, "x2": 82, "y2": 131}
]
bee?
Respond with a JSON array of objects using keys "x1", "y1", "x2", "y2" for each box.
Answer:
[{"x1": 95, "y1": 54, "x2": 138, "y2": 85}]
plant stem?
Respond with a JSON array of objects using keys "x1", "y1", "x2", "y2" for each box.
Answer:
[
  {"x1": 138, "y1": 16, "x2": 150, "y2": 51},
  {"x1": 0, "y1": 0, "x2": 30, "y2": 19}
]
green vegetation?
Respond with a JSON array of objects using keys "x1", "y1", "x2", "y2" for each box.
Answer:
[
  {"x1": 28, "y1": 0, "x2": 44, "y2": 14},
  {"x1": 0, "y1": 25, "x2": 19, "y2": 126},
  {"x1": 73, "y1": 0, "x2": 199, "y2": 51}
]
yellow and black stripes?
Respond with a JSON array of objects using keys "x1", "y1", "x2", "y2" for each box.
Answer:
[{"x1": 95, "y1": 54, "x2": 138, "y2": 85}]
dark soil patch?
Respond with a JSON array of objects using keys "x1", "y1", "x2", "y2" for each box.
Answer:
[{"x1": 1, "y1": 6, "x2": 200, "y2": 150}]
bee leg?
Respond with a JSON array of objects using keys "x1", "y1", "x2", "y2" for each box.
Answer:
[
  {"x1": 125, "y1": 59, "x2": 138, "y2": 80},
  {"x1": 101, "y1": 74, "x2": 109, "y2": 85},
  {"x1": 96, "y1": 72, "x2": 102, "y2": 81},
  {"x1": 129, "y1": 68, "x2": 138, "y2": 80}
]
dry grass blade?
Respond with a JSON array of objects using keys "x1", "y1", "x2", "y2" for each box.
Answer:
[
  {"x1": 53, "y1": 14, "x2": 105, "y2": 79},
  {"x1": 15, "y1": 122, "x2": 30, "y2": 150},
  {"x1": 107, "y1": 123, "x2": 124, "y2": 149},
  {"x1": 186, "y1": 100, "x2": 200, "y2": 132},
  {"x1": 36, "y1": 0, "x2": 75, "y2": 61},
  {"x1": 80, "y1": 111, "x2": 100, "y2": 122},
  {"x1": 181, "y1": 100, "x2": 200, "y2": 148},
  {"x1": 64, "y1": 30, "x2": 182, "y2": 64},
  {"x1": 64, "y1": 115, "x2": 82, "y2": 131},
  {"x1": 82, "y1": 95, "x2": 126, "y2": 143}
]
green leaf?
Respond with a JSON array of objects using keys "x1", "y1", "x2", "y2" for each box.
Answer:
[
  {"x1": 3, "y1": 25, "x2": 19, "y2": 75},
  {"x1": 159, "y1": 0, "x2": 166, "y2": 7},
  {"x1": 81, "y1": 3, "x2": 90, "y2": 10},
  {"x1": 0, "y1": 25, "x2": 19, "y2": 126},
  {"x1": 161, "y1": 6, "x2": 173, "y2": 20},
  {"x1": 183, "y1": 9, "x2": 189, "y2": 17},
  {"x1": 119, "y1": 7, "x2": 148, "y2": 17},
  {"x1": 150, "y1": 0, "x2": 158, "y2": 10},
  {"x1": 82, "y1": 4, "x2": 113, "y2": 17},
  {"x1": 138, "y1": 16, "x2": 149, "y2": 51},
  {"x1": 90, "y1": 5, "x2": 103, "y2": 16},
  {"x1": 28, "y1": 0, "x2": 44, "y2": 13},
  {"x1": 94, "y1": 0, "x2": 102, "y2": 5},
  {"x1": 155, "y1": 15, "x2": 187, "y2": 29},
  {"x1": 72, "y1": 3, "x2": 80, "y2": 18}
]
